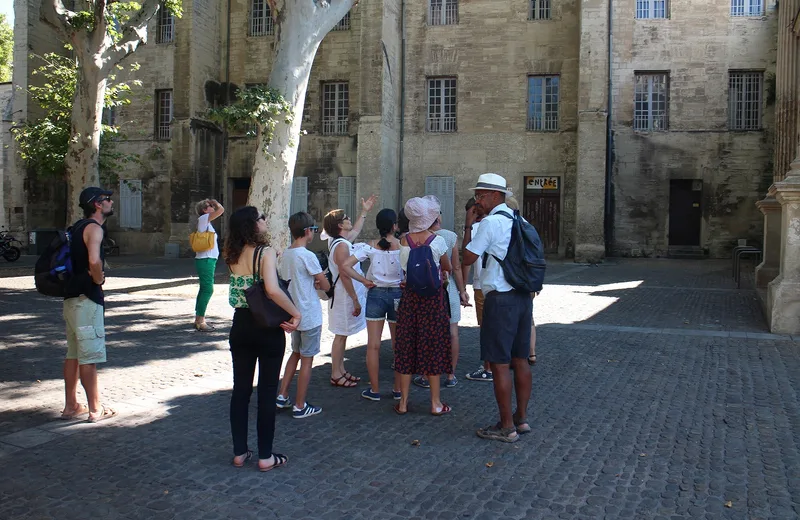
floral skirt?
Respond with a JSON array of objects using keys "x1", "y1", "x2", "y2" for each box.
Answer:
[{"x1": 394, "y1": 286, "x2": 452, "y2": 376}]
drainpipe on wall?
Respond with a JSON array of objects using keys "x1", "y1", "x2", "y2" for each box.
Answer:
[
  {"x1": 603, "y1": 0, "x2": 615, "y2": 256},
  {"x1": 397, "y1": 0, "x2": 406, "y2": 209}
]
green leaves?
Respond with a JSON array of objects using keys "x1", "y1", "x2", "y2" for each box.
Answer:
[
  {"x1": 206, "y1": 85, "x2": 293, "y2": 157},
  {"x1": 0, "y1": 14, "x2": 12, "y2": 82}
]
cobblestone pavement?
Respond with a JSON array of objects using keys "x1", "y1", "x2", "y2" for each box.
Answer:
[{"x1": 1, "y1": 257, "x2": 799, "y2": 519}]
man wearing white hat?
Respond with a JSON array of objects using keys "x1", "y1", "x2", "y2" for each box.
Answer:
[{"x1": 462, "y1": 173, "x2": 532, "y2": 443}]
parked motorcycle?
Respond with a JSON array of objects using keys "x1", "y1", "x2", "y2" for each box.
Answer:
[{"x1": 0, "y1": 227, "x2": 22, "y2": 262}]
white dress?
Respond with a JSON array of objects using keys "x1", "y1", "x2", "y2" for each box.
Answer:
[
  {"x1": 327, "y1": 238, "x2": 368, "y2": 336},
  {"x1": 435, "y1": 229, "x2": 460, "y2": 324}
]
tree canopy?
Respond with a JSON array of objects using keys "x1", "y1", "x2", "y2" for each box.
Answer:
[{"x1": 0, "y1": 14, "x2": 12, "y2": 82}]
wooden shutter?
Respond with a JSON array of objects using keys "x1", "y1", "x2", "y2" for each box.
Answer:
[
  {"x1": 290, "y1": 177, "x2": 308, "y2": 214},
  {"x1": 425, "y1": 176, "x2": 455, "y2": 231},
  {"x1": 119, "y1": 180, "x2": 142, "y2": 229},
  {"x1": 338, "y1": 176, "x2": 357, "y2": 219}
]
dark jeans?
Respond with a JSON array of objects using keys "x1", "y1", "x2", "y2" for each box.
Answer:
[{"x1": 229, "y1": 308, "x2": 286, "y2": 459}]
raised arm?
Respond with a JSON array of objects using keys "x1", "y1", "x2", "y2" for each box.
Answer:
[
  {"x1": 344, "y1": 194, "x2": 377, "y2": 242},
  {"x1": 207, "y1": 199, "x2": 225, "y2": 222}
]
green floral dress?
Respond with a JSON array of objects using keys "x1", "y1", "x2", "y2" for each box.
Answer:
[{"x1": 229, "y1": 274, "x2": 255, "y2": 308}]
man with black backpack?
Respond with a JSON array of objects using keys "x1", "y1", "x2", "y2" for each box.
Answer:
[
  {"x1": 462, "y1": 173, "x2": 546, "y2": 443},
  {"x1": 60, "y1": 187, "x2": 117, "y2": 423}
]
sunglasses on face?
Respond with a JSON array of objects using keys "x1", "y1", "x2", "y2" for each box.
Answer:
[
  {"x1": 340, "y1": 215, "x2": 350, "y2": 222},
  {"x1": 97, "y1": 196, "x2": 112, "y2": 203},
  {"x1": 304, "y1": 226, "x2": 319, "y2": 233},
  {"x1": 257, "y1": 214, "x2": 266, "y2": 221}
]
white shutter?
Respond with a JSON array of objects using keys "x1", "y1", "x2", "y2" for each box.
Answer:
[
  {"x1": 290, "y1": 176, "x2": 308, "y2": 214},
  {"x1": 338, "y1": 176, "x2": 357, "y2": 219},
  {"x1": 119, "y1": 180, "x2": 142, "y2": 229},
  {"x1": 425, "y1": 176, "x2": 455, "y2": 231}
]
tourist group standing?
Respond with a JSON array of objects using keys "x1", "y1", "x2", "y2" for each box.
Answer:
[{"x1": 57, "y1": 172, "x2": 542, "y2": 471}]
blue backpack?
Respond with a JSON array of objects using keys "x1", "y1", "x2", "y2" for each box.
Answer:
[
  {"x1": 34, "y1": 220, "x2": 96, "y2": 297},
  {"x1": 482, "y1": 210, "x2": 546, "y2": 293},
  {"x1": 405, "y1": 234, "x2": 442, "y2": 297}
]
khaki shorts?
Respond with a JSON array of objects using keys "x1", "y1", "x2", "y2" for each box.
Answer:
[
  {"x1": 64, "y1": 296, "x2": 106, "y2": 365},
  {"x1": 474, "y1": 289, "x2": 485, "y2": 326}
]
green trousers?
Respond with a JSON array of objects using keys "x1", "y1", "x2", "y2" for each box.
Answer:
[{"x1": 195, "y1": 258, "x2": 217, "y2": 317}]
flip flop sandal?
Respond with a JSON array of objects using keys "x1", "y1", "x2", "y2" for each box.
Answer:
[
  {"x1": 195, "y1": 323, "x2": 215, "y2": 331},
  {"x1": 330, "y1": 375, "x2": 358, "y2": 388},
  {"x1": 431, "y1": 403, "x2": 452, "y2": 416},
  {"x1": 86, "y1": 406, "x2": 117, "y2": 423},
  {"x1": 476, "y1": 423, "x2": 520, "y2": 443},
  {"x1": 393, "y1": 402, "x2": 409, "y2": 415},
  {"x1": 343, "y1": 372, "x2": 361, "y2": 383},
  {"x1": 258, "y1": 453, "x2": 288, "y2": 472},
  {"x1": 60, "y1": 404, "x2": 89, "y2": 420},
  {"x1": 232, "y1": 450, "x2": 253, "y2": 467}
]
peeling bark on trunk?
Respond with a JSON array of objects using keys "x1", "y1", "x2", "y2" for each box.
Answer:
[
  {"x1": 65, "y1": 56, "x2": 107, "y2": 223},
  {"x1": 248, "y1": 0, "x2": 355, "y2": 249}
]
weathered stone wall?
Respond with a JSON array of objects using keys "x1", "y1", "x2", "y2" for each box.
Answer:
[
  {"x1": 610, "y1": 0, "x2": 778, "y2": 258},
  {"x1": 401, "y1": 0, "x2": 581, "y2": 252}
]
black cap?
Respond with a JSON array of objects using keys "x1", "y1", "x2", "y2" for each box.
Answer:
[{"x1": 79, "y1": 187, "x2": 113, "y2": 206}]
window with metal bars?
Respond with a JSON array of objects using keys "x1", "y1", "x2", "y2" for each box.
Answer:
[
  {"x1": 156, "y1": 7, "x2": 174, "y2": 44},
  {"x1": 250, "y1": 0, "x2": 274, "y2": 36},
  {"x1": 731, "y1": 0, "x2": 763, "y2": 16},
  {"x1": 528, "y1": 0, "x2": 551, "y2": 20},
  {"x1": 332, "y1": 12, "x2": 351, "y2": 31},
  {"x1": 429, "y1": 0, "x2": 458, "y2": 25},
  {"x1": 527, "y1": 76, "x2": 560, "y2": 131},
  {"x1": 322, "y1": 82, "x2": 349, "y2": 135},
  {"x1": 634, "y1": 73, "x2": 668, "y2": 131},
  {"x1": 636, "y1": 0, "x2": 667, "y2": 19},
  {"x1": 102, "y1": 107, "x2": 117, "y2": 127},
  {"x1": 155, "y1": 90, "x2": 173, "y2": 140},
  {"x1": 728, "y1": 71, "x2": 763, "y2": 130},
  {"x1": 427, "y1": 77, "x2": 457, "y2": 133}
]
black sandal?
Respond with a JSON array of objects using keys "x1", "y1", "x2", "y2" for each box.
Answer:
[
  {"x1": 232, "y1": 450, "x2": 253, "y2": 467},
  {"x1": 258, "y1": 453, "x2": 288, "y2": 472},
  {"x1": 330, "y1": 375, "x2": 358, "y2": 388}
]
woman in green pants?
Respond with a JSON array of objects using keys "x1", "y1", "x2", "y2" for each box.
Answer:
[{"x1": 193, "y1": 199, "x2": 224, "y2": 330}]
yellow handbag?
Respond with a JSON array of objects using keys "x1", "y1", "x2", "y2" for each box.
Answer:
[{"x1": 189, "y1": 231, "x2": 215, "y2": 253}]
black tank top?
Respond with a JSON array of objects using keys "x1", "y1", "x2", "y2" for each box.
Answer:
[{"x1": 65, "y1": 219, "x2": 105, "y2": 306}]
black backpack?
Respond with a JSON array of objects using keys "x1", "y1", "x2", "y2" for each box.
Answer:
[
  {"x1": 34, "y1": 220, "x2": 96, "y2": 297},
  {"x1": 482, "y1": 210, "x2": 546, "y2": 293},
  {"x1": 314, "y1": 238, "x2": 345, "y2": 302}
]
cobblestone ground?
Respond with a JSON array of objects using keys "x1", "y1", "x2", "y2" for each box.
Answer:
[{"x1": 1, "y1": 257, "x2": 799, "y2": 519}]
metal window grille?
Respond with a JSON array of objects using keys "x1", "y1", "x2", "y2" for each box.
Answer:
[
  {"x1": 527, "y1": 76, "x2": 560, "y2": 131},
  {"x1": 427, "y1": 78, "x2": 457, "y2": 133},
  {"x1": 634, "y1": 73, "x2": 668, "y2": 131},
  {"x1": 731, "y1": 0, "x2": 763, "y2": 16},
  {"x1": 332, "y1": 12, "x2": 351, "y2": 31},
  {"x1": 429, "y1": 0, "x2": 458, "y2": 25},
  {"x1": 250, "y1": 0, "x2": 274, "y2": 36},
  {"x1": 528, "y1": 0, "x2": 551, "y2": 20},
  {"x1": 102, "y1": 107, "x2": 117, "y2": 127},
  {"x1": 322, "y1": 82, "x2": 349, "y2": 135},
  {"x1": 636, "y1": 0, "x2": 667, "y2": 19},
  {"x1": 156, "y1": 90, "x2": 173, "y2": 140},
  {"x1": 729, "y1": 71, "x2": 763, "y2": 130},
  {"x1": 156, "y1": 7, "x2": 174, "y2": 43}
]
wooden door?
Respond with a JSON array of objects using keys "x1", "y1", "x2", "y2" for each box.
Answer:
[
  {"x1": 523, "y1": 194, "x2": 560, "y2": 253},
  {"x1": 668, "y1": 180, "x2": 702, "y2": 246}
]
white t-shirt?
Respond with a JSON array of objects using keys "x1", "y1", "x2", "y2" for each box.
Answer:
[
  {"x1": 195, "y1": 214, "x2": 219, "y2": 260},
  {"x1": 278, "y1": 247, "x2": 324, "y2": 331},
  {"x1": 400, "y1": 234, "x2": 449, "y2": 270},
  {"x1": 353, "y1": 246, "x2": 403, "y2": 287},
  {"x1": 469, "y1": 222, "x2": 483, "y2": 290},
  {"x1": 465, "y1": 203, "x2": 514, "y2": 294}
]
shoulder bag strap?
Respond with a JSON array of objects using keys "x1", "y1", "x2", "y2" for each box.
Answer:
[
  {"x1": 252, "y1": 246, "x2": 263, "y2": 282},
  {"x1": 423, "y1": 234, "x2": 436, "y2": 246}
]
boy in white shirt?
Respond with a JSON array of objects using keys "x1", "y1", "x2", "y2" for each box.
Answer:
[{"x1": 276, "y1": 213, "x2": 330, "y2": 419}]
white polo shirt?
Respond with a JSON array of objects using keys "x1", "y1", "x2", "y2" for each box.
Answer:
[{"x1": 465, "y1": 203, "x2": 514, "y2": 295}]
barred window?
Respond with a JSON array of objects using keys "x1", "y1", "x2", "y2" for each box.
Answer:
[
  {"x1": 729, "y1": 71, "x2": 763, "y2": 130},
  {"x1": 102, "y1": 107, "x2": 117, "y2": 127},
  {"x1": 731, "y1": 0, "x2": 763, "y2": 16},
  {"x1": 427, "y1": 77, "x2": 457, "y2": 133},
  {"x1": 529, "y1": 0, "x2": 551, "y2": 20},
  {"x1": 155, "y1": 90, "x2": 173, "y2": 140},
  {"x1": 332, "y1": 12, "x2": 351, "y2": 31},
  {"x1": 429, "y1": 0, "x2": 458, "y2": 25},
  {"x1": 636, "y1": 0, "x2": 667, "y2": 19},
  {"x1": 156, "y1": 7, "x2": 174, "y2": 44},
  {"x1": 322, "y1": 82, "x2": 349, "y2": 135},
  {"x1": 250, "y1": 0, "x2": 274, "y2": 36},
  {"x1": 634, "y1": 73, "x2": 668, "y2": 131},
  {"x1": 527, "y1": 76, "x2": 559, "y2": 131}
]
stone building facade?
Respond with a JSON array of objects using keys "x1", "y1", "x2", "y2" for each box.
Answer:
[{"x1": 3, "y1": 0, "x2": 782, "y2": 262}]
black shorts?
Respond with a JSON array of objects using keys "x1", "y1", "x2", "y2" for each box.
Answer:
[{"x1": 480, "y1": 290, "x2": 533, "y2": 364}]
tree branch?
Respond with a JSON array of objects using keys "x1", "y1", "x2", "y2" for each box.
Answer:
[
  {"x1": 101, "y1": 0, "x2": 162, "y2": 72},
  {"x1": 40, "y1": 0, "x2": 75, "y2": 40},
  {"x1": 315, "y1": 0, "x2": 358, "y2": 33}
]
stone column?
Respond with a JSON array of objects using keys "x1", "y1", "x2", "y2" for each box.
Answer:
[
  {"x1": 754, "y1": 196, "x2": 782, "y2": 288},
  {"x1": 574, "y1": 0, "x2": 610, "y2": 264},
  {"x1": 767, "y1": 151, "x2": 800, "y2": 334}
]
